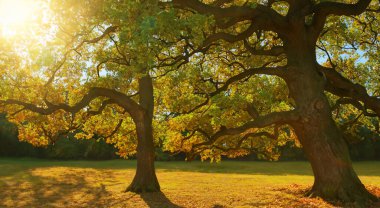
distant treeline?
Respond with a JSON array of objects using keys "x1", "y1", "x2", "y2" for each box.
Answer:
[{"x1": 0, "y1": 116, "x2": 379, "y2": 161}]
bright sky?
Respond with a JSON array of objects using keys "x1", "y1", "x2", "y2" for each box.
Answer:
[{"x1": 0, "y1": 0, "x2": 41, "y2": 37}]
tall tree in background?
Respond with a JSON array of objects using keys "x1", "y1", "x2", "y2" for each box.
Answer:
[{"x1": 169, "y1": 0, "x2": 380, "y2": 205}]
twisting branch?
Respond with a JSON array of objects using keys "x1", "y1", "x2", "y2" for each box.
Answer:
[
  {"x1": 154, "y1": 43, "x2": 214, "y2": 72},
  {"x1": 319, "y1": 65, "x2": 380, "y2": 117},
  {"x1": 172, "y1": 0, "x2": 289, "y2": 36},
  {"x1": 211, "y1": 131, "x2": 277, "y2": 152},
  {"x1": 310, "y1": 0, "x2": 372, "y2": 40},
  {"x1": 176, "y1": 110, "x2": 298, "y2": 159},
  {"x1": 191, "y1": 110, "x2": 299, "y2": 149},
  {"x1": 174, "y1": 61, "x2": 286, "y2": 115},
  {"x1": 209, "y1": 64, "x2": 287, "y2": 97},
  {"x1": 203, "y1": 23, "x2": 261, "y2": 47},
  {"x1": 185, "y1": 122, "x2": 289, "y2": 161},
  {"x1": 332, "y1": 97, "x2": 377, "y2": 117},
  {"x1": 73, "y1": 26, "x2": 119, "y2": 51},
  {"x1": 1, "y1": 87, "x2": 142, "y2": 119}
]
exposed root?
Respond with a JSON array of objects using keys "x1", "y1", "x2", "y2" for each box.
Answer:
[
  {"x1": 125, "y1": 181, "x2": 160, "y2": 193},
  {"x1": 306, "y1": 185, "x2": 378, "y2": 208}
]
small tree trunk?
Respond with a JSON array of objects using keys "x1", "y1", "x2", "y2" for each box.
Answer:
[
  {"x1": 126, "y1": 75, "x2": 160, "y2": 193},
  {"x1": 285, "y1": 54, "x2": 377, "y2": 205}
]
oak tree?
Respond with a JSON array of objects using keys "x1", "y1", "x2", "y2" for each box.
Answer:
[
  {"x1": 166, "y1": 0, "x2": 380, "y2": 205},
  {"x1": 0, "y1": 0, "x2": 200, "y2": 193}
]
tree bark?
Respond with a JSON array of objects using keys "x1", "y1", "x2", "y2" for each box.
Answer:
[
  {"x1": 284, "y1": 37, "x2": 377, "y2": 206},
  {"x1": 126, "y1": 75, "x2": 160, "y2": 193}
]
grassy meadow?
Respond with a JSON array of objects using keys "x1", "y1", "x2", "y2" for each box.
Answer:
[{"x1": 0, "y1": 158, "x2": 379, "y2": 208}]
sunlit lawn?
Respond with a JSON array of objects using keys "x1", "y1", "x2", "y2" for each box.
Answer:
[{"x1": 0, "y1": 158, "x2": 379, "y2": 208}]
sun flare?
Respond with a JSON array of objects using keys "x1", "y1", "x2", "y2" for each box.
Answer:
[{"x1": 0, "y1": 0, "x2": 39, "y2": 37}]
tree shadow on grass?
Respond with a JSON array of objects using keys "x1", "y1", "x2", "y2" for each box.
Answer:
[
  {"x1": 0, "y1": 164, "x2": 183, "y2": 208},
  {"x1": 140, "y1": 192, "x2": 183, "y2": 208},
  {"x1": 0, "y1": 169, "x2": 112, "y2": 208}
]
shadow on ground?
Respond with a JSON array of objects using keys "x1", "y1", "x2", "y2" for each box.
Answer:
[
  {"x1": 0, "y1": 165, "x2": 182, "y2": 208},
  {"x1": 140, "y1": 192, "x2": 183, "y2": 208},
  {"x1": 0, "y1": 169, "x2": 112, "y2": 207}
]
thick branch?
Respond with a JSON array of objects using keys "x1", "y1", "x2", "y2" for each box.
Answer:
[
  {"x1": 320, "y1": 65, "x2": 380, "y2": 117},
  {"x1": 1, "y1": 87, "x2": 142, "y2": 119},
  {"x1": 332, "y1": 98, "x2": 377, "y2": 117},
  {"x1": 310, "y1": 0, "x2": 371, "y2": 40},
  {"x1": 203, "y1": 24, "x2": 260, "y2": 46},
  {"x1": 176, "y1": 63, "x2": 286, "y2": 115},
  {"x1": 172, "y1": 0, "x2": 288, "y2": 36},
  {"x1": 192, "y1": 110, "x2": 299, "y2": 149},
  {"x1": 313, "y1": 0, "x2": 371, "y2": 16},
  {"x1": 211, "y1": 131, "x2": 277, "y2": 155},
  {"x1": 210, "y1": 64, "x2": 287, "y2": 97}
]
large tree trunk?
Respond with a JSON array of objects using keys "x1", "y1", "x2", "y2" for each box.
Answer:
[
  {"x1": 284, "y1": 39, "x2": 376, "y2": 205},
  {"x1": 126, "y1": 75, "x2": 160, "y2": 193}
]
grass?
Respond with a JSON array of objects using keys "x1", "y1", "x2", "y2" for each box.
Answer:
[{"x1": 0, "y1": 158, "x2": 379, "y2": 208}]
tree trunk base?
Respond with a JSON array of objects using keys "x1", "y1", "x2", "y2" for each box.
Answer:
[
  {"x1": 125, "y1": 179, "x2": 160, "y2": 193},
  {"x1": 306, "y1": 184, "x2": 378, "y2": 208}
]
